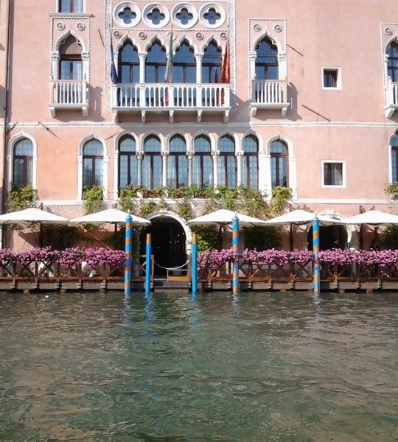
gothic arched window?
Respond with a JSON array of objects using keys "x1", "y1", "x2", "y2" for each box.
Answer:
[
  {"x1": 193, "y1": 135, "x2": 212, "y2": 187},
  {"x1": 13, "y1": 138, "x2": 33, "y2": 188},
  {"x1": 118, "y1": 135, "x2": 138, "y2": 190},
  {"x1": 167, "y1": 135, "x2": 188, "y2": 188},
  {"x1": 142, "y1": 135, "x2": 162, "y2": 189},
  {"x1": 83, "y1": 139, "x2": 103, "y2": 188},
  {"x1": 270, "y1": 139, "x2": 288, "y2": 188},
  {"x1": 255, "y1": 37, "x2": 278, "y2": 80},
  {"x1": 218, "y1": 135, "x2": 236, "y2": 187},
  {"x1": 242, "y1": 135, "x2": 259, "y2": 189}
]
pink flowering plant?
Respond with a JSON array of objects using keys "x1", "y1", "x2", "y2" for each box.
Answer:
[
  {"x1": 318, "y1": 248, "x2": 358, "y2": 266},
  {"x1": 57, "y1": 247, "x2": 87, "y2": 269},
  {"x1": 16, "y1": 247, "x2": 62, "y2": 266},
  {"x1": 197, "y1": 248, "x2": 239, "y2": 270},
  {"x1": 84, "y1": 247, "x2": 126, "y2": 267},
  {"x1": 0, "y1": 248, "x2": 17, "y2": 263}
]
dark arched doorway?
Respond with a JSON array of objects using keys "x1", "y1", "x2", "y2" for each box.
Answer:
[
  {"x1": 307, "y1": 225, "x2": 347, "y2": 250},
  {"x1": 140, "y1": 216, "x2": 186, "y2": 276}
]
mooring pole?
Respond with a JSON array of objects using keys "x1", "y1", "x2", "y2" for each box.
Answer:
[
  {"x1": 124, "y1": 213, "x2": 132, "y2": 296},
  {"x1": 145, "y1": 233, "x2": 152, "y2": 294},
  {"x1": 191, "y1": 233, "x2": 198, "y2": 297},
  {"x1": 232, "y1": 214, "x2": 240, "y2": 294},
  {"x1": 313, "y1": 215, "x2": 320, "y2": 295}
]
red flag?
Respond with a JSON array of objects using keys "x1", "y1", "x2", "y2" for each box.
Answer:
[
  {"x1": 220, "y1": 42, "x2": 230, "y2": 84},
  {"x1": 220, "y1": 43, "x2": 229, "y2": 105},
  {"x1": 163, "y1": 31, "x2": 173, "y2": 106}
]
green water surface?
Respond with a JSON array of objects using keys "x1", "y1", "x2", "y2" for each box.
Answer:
[{"x1": 0, "y1": 291, "x2": 398, "y2": 441}]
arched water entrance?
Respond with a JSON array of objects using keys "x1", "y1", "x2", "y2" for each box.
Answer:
[{"x1": 139, "y1": 213, "x2": 188, "y2": 277}]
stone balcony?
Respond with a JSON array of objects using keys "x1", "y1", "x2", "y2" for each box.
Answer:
[
  {"x1": 49, "y1": 80, "x2": 89, "y2": 117},
  {"x1": 385, "y1": 80, "x2": 398, "y2": 118},
  {"x1": 111, "y1": 83, "x2": 231, "y2": 123},
  {"x1": 249, "y1": 79, "x2": 289, "y2": 117}
]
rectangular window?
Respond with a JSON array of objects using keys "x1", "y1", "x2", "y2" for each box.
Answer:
[
  {"x1": 323, "y1": 162, "x2": 344, "y2": 186},
  {"x1": 59, "y1": 0, "x2": 83, "y2": 13},
  {"x1": 322, "y1": 68, "x2": 341, "y2": 89}
]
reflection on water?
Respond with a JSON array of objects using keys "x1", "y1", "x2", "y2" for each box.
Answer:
[{"x1": 1, "y1": 291, "x2": 398, "y2": 441}]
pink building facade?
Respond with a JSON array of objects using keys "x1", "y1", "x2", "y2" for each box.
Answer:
[{"x1": 1, "y1": 0, "x2": 398, "y2": 256}]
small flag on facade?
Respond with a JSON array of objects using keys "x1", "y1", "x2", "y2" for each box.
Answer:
[
  {"x1": 220, "y1": 42, "x2": 229, "y2": 105},
  {"x1": 163, "y1": 30, "x2": 174, "y2": 106},
  {"x1": 164, "y1": 31, "x2": 174, "y2": 83},
  {"x1": 220, "y1": 42, "x2": 230, "y2": 84},
  {"x1": 110, "y1": 39, "x2": 118, "y2": 84}
]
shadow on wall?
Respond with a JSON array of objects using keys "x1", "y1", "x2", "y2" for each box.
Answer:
[{"x1": 0, "y1": 85, "x2": 4, "y2": 118}]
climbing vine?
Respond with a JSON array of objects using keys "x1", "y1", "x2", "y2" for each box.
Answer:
[
  {"x1": 7, "y1": 184, "x2": 34, "y2": 212},
  {"x1": 82, "y1": 185, "x2": 103, "y2": 214}
]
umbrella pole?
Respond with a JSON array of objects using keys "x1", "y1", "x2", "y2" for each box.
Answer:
[
  {"x1": 289, "y1": 224, "x2": 293, "y2": 251},
  {"x1": 39, "y1": 223, "x2": 43, "y2": 248}
]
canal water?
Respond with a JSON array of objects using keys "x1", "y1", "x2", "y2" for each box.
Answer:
[{"x1": 1, "y1": 291, "x2": 398, "y2": 441}]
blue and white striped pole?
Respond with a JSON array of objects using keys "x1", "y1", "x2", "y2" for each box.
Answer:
[
  {"x1": 312, "y1": 215, "x2": 320, "y2": 295},
  {"x1": 124, "y1": 213, "x2": 132, "y2": 296},
  {"x1": 191, "y1": 233, "x2": 198, "y2": 298},
  {"x1": 232, "y1": 214, "x2": 239, "y2": 294},
  {"x1": 145, "y1": 233, "x2": 151, "y2": 294}
]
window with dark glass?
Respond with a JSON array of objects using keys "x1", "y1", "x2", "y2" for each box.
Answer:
[
  {"x1": 218, "y1": 135, "x2": 236, "y2": 187},
  {"x1": 120, "y1": 42, "x2": 139, "y2": 83},
  {"x1": 173, "y1": 41, "x2": 196, "y2": 83},
  {"x1": 192, "y1": 135, "x2": 212, "y2": 187},
  {"x1": 392, "y1": 136, "x2": 398, "y2": 183},
  {"x1": 142, "y1": 135, "x2": 162, "y2": 189},
  {"x1": 242, "y1": 135, "x2": 259, "y2": 189},
  {"x1": 83, "y1": 140, "x2": 103, "y2": 188},
  {"x1": 59, "y1": 0, "x2": 83, "y2": 13},
  {"x1": 202, "y1": 41, "x2": 221, "y2": 83},
  {"x1": 323, "y1": 69, "x2": 338, "y2": 88},
  {"x1": 119, "y1": 136, "x2": 138, "y2": 191},
  {"x1": 270, "y1": 140, "x2": 288, "y2": 187},
  {"x1": 59, "y1": 35, "x2": 82, "y2": 80},
  {"x1": 145, "y1": 40, "x2": 167, "y2": 83},
  {"x1": 255, "y1": 37, "x2": 278, "y2": 80},
  {"x1": 167, "y1": 135, "x2": 188, "y2": 188},
  {"x1": 323, "y1": 162, "x2": 343, "y2": 186},
  {"x1": 387, "y1": 42, "x2": 398, "y2": 83},
  {"x1": 13, "y1": 139, "x2": 33, "y2": 188}
]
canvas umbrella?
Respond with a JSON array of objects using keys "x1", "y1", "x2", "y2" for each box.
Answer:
[
  {"x1": 69, "y1": 208, "x2": 150, "y2": 226},
  {"x1": 263, "y1": 209, "x2": 346, "y2": 250},
  {"x1": 187, "y1": 209, "x2": 267, "y2": 254},
  {"x1": 0, "y1": 207, "x2": 70, "y2": 247},
  {"x1": 263, "y1": 209, "x2": 346, "y2": 227},
  {"x1": 69, "y1": 208, "x2": 151, "y2": 242},
  {"x1": 341, "y1": 209, "x2": 398, "y2": 249},
  {"x1": 0, "y1": 207, "x2": 69, "y2": 224},
  {"x1": 186, "y1": 209, "x2": 268, "y2": 227},
  {"x1": 341, "y1": 209, "x2": 398, "y2": 226}
]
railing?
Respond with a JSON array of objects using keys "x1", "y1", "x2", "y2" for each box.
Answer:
[
  {"x1": 112, "y1": 83, "x2": 230, "y2": 110},
  {"x1": 0, "y1": 254, "x2": 153, "y2": 290},
  {"x1": 197, "y1": 256, "x2": 398, "y2": 289},
  {"x1": 112, "y1": 82, "x2": 231, "y2": 122},
  {"x1": 250, "y1": 79, "x2": 289, "y2": 117},
  {"x1": 385, "y1": 80, "x2": 398, "y2": 118},
  {"x1": 49, "y1": 80, "x2": 89, "y2": 117}
]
